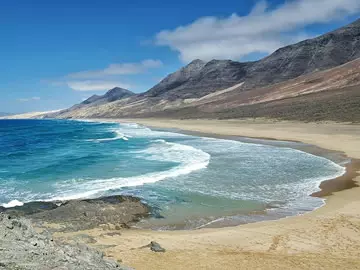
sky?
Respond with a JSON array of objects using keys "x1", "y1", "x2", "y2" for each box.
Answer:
[{"x1": 1, "y1": 0, "x2": 359, "y2": 113}]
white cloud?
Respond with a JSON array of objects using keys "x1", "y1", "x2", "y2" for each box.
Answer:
[
  {"x1": 67, "y1": 59, "x2": 163, "y2": 79},
  {"x1": 17, "y1": 97, "x2": 41, "y2": 102},
  {"x1": 155, "y1": 0, "x2": 360, "y2": 62},
  {"x1": 67, "y1": 80, "x2": 131, "y2": 91},
  {"x1": 45, "y1": 59, "x2": 163, "y2": 91}
]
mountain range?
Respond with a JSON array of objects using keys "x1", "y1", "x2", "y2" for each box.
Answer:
[{"x1": 49, "y1": 18, "x2": 360, "y2": 122}]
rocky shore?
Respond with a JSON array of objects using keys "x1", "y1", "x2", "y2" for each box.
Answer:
[
  {"x1": 0, "y1": 195, "x2": 151, "y2": 232},
  {"x1": 0, "y1": 195, "x2": 151, "y2": 269},
  {"x1": 0, "y1": 213, "x2": 132, "y2": 270}
]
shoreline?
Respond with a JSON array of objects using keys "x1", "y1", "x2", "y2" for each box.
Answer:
[
  {"x1": 54, "y1": 118, "x2": 360, "y2": 270},
  {"x1": 3, "y1": 117, "x2": 352, "y2": 231},
  {"x1": 149, "y1": 125, "x2": 358, "y2": 200},
  {"x1": 127, "y1": 121, "x2": 357, "y2": 228},
  {"x1": 91, "y1": 118, "x2": 358, "y2": 202}
]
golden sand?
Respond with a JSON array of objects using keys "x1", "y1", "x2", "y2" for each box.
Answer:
[{"x1": 57, "y1": 119, "x2": 360, "y2": 270}]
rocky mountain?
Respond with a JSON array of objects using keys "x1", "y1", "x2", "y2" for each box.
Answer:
[
  {"x1": 145, "y1": 59, "x2": 207, "y2": 98},
  {"x1": 50, "y1": 18, "x2": 360, "y2": 121},
  {"x1": 48, "y1": 87, "x2": 135, "y2": 118},
  {"x1": 141, "y1": 58, "x2": 360, "y2": 122},
  {"x1": 142, "y1": 18, "x2": 360, "y2": 99},
  {"x1": 149, "y1": 60, "x2": 252, "y2": 99},
  {"x1": 82, "y1": 87, "x2": 135, "y2": 106},
  {"x1": 242, "y1": 18, "x2": 360, "y2": 89}
]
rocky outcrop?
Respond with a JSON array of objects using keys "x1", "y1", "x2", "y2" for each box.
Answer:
[
  {"x1": 0, "y1": 214, "x2": 130, "y2": 270},
  {"x1": 150, "y1": 241, "x2": 166, "y2": 252},
  {"x1": 0, "y1": 195, "x2": 151, "y2": 232}
]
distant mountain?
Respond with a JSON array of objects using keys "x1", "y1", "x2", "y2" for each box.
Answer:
[
  {"x1": 51, "y1": 18, "x2": 360, "y2": 122},
  {"x1": 81, "y1": 87, "x2": 135, "y2": 106},
  {"x1": 47, "y1": 87, "x2": 135, "y2": 118}
]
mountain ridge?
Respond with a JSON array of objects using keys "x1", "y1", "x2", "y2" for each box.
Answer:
[
  {"x1": 81, "y1": 87, "x2": 135, "y2": 105},
  {"x1": 50, "y1": 18, "x2": 360, "y2": 121}
]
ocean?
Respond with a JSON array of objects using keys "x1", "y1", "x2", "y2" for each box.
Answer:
[{"x1": 0, "y1": 119, "x2": 346, "y2": 229}]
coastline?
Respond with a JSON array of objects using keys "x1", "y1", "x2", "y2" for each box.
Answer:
[
  {"x1": 92, "y1": 118, "x2": 358, "y2": 201},
  {"x1": 55, "y1": 118, "x2": 360, "y2": 270}
]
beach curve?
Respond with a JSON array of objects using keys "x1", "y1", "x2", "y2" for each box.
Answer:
[{"x1": 55, "y1": 118, "x2": 360, "y2": 270}]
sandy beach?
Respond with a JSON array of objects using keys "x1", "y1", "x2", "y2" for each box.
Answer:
[{"x1": 55, "y1": 118, "x2": 360, "y2": 270}]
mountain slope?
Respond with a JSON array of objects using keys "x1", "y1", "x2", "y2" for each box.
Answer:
[
  {"x1": 243, "y1": 18, "x2": 360, "y2": 89},
  {"x1": 52, "y1": 57, "x2": 360, "y2": 121},
  {"x1": 145, "y1": 59, "x2": 206, "y2": 98},
  {"x1": 51, "y1": 87, "x2": 135, "y2": 117},
  {"x1": 145, "y1": 59, "x2": 252, "y2": 99},
  {"x1": 143, "y1": 18, "x2": 360, "y2": 99},
  {"x1": 52, "y1": 18, "x2": 360, "y2": 121}
]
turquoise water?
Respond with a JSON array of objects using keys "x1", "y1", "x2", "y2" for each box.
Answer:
[{"x1": 0, "y1": 119, "x2": 345, "y2": 229}]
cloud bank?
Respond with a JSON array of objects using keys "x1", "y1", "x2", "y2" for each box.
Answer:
[{"x1": 155, "y1": 0, "x2": 360, "y2": 62}]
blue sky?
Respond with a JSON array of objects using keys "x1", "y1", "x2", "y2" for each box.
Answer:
[{"x1": 1, "y1": 0, "x2": 359, "y2": 113}]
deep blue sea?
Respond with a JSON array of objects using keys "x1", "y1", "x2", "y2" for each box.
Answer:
[{"x1": 0, "y1": 119, "x2": 345, "y2": 229}]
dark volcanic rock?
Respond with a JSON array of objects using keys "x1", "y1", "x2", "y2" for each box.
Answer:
[
  {"x1": 150, "y1": 241, "x2": 166, "y2": 252},
  {"x1": 2, "y1": 201, "x2": 58, "y2": 216},
  {"x1": 0, "y1": 195, "x2": 151, "y2": 232},
  {"x1": 0, "y1": 213, "x2": 130, "y2": 270}
]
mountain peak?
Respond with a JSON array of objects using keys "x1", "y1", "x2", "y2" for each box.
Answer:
[
  {"x1": 102, "y1": 87, "x2": 134, "y2": 102},
  {"x1": 187, "y1": 59, "x2": 206, "y2": 66},
  {"x1": 105, "y1": 86, "x2": 132, "y2": 96},
  {"x1": 81, "y1": 87, "x2": 134, "y2": 105}
]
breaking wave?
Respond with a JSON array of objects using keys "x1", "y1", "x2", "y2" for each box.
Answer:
[{"x1": 50, "y1": 139, "x2": 210, "y2": 201}]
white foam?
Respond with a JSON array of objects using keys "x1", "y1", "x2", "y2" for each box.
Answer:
[
  {"x1": 87, "y1": 129, "x2": 129, "y2": 142},
  {"x1": 2, "y1": 199, "x2": 24, "y2": 208},
  {"x1": 50, "y1": 139, "x2": 210, "y2": 201}
]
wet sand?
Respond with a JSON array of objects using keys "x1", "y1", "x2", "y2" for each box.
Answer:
[{"x1": 56, "y1": 119, "x2": 360, "y2": 270}]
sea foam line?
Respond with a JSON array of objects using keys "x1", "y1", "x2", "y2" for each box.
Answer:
[
  {"x1": 49, "y1": 140, "x2": 211, "y2": 201},
  {"x1": 86, "y1": 129, "x2": 129, "y2": 142}
]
